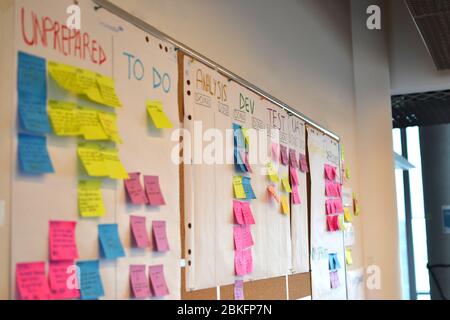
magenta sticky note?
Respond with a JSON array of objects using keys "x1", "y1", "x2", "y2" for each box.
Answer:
[
  {"x1": 234, "y1": 250, "x2": 246, "y2": 276},
  {"x1": 324, "y1": 164, "x2": 337, "y2": 181},
  {"x1": 289, "y1": 149, "x2": 298, "y2": 168},
  {"x1": 241, "y1": 202, "x2": 255, "y2": 225},
  {"x1": 234, "y1": 280, "x2": 244, "y2": 300},
  {"x1": 292, "y1": 185, "x2": 301, "y2": 205},
  {"x1": 49, "y1": 261, "x2": 80, "y2": 300},
  {"x1": 234, "y1": 225, "x2": 254, "y2": 250},
  {"x1": 148, "y1": 265, "x2": 170, "y2": 297},
  {"x1": 49, "y1": 221, "x2": 78, "y2": 262},
  {"x1": 233, "y1": 201, "x2": 244, "y2": 225},
  {"x1": 130, "y1": 265, "x2": 151, "y2": 299},
  {"x1": 144, "y1": 175, "x2": 166, "y2": 206},
  {"x1": 130, "y1": 215, "x2": 150, "y2": 248},
  {"x1": 280, "y1": 145, "x2": 289, "y2": 166},
  {"x1": 152, "y1": 221, "x2": 170, "y2": 252},
  {"x1": 290, "y1": 167, "x2": 299, "y2": 187},
  {"x1": 16, "y1": 262, "x2": 52, "y2": 300},
  {"x1": 124, "y1": 172, "x2": 148, "y2": 205},
  {"x1": 299, "y1": 154, "x2": 309, "y2": 173}
]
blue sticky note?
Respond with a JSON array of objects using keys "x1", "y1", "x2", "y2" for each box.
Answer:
[
  {"x1": 76, "y1": 260, "x2": 104, "y2": 300},
  {"x1": 241, "y1": 176, "x2": 256, "y2": 200},
  {"x1": 234, "y1": 149, "x2": 247, "y2": 173},
  {"x1": 233, "y1": 123, "x2": 245, "y2": 149},
  {"x1": 329, "y1": 253, "x2": 340, "y2": 271},
  {"x1": 18, "y1": 133, "x2": 54, "y2": 174},
  {"x1": 98, "y1": 224, "x2": 125, "y2": 259},
  {"x1": 17, "y1": 52, "x2": 50, "y2": 134}
]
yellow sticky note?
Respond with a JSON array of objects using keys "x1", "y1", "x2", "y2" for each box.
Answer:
[
  {"x1": 78, "y1": 108, "x2": 109, "y2": 140},
  {"x1": 77, "y1": 143, "x2": 109, "y2": 177},
  {"x1": 78, "y1": 70, "x2": 105, "y2": 105},
  {"x1": 282, "y1": 176, "x2": 292, "y2": 193},
  {"x1": 281, "y1": 195, "x2": 290, "y2": 215},
  {"x1": 338, "y1": 215, "x2": 345, "y2": 231},
  {"x1": 344, "y1": 208, "x2": 353, "y2": 223},
  {"x1": 345, "y1": 247, "x2": 353, "y2": 265},
  {"x1": 98, "y1": 112, "x2": 122, "y2": 144},
  {"x1": 345, "y1": 167, "x2": 351, "y2": 180},
  {"x1": 96, "y1": 76, "x2": 122, "y2": 108},
  {"x1": 78, "y1": 180, "x2": 105, "y2": 218},
  {"x1": 48, "y1": 61, "x2": 81, "y2": 94},
  {"x1": 48, "y1": 100, "x2": 81, "y2": 136},
  {"x1": 266, "y1": 162, "x2": 279, "y2": 183},
  {"x1": 146, "y1": 100, "x2": 173, "y2": 129},
  {"x1": 101, "y1": 148, "x2": 129, "y2": 180},
  {"x1": 242, "y1": 127, "x2": 250, "y2": 147},
  {"x1": 233, "y1": 176, "x2": 246, "y2": 199}
]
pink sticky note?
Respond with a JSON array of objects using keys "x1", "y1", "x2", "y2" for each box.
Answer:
[
  {"x1": 243, "y1": 249, "x2": 253, "y2": 274},
  {"x1": 233, "y1": 201, "x2": 244, "y2": 225},
  {"x1": 327, "y1": 215, "x2": 340, "y2": 232},
  {"x1": 148, "y1": 265, "x2": 169, "y2": 297},
  {"x1": 234, "y1": 280, "x2": 245, "y2": 300},
  {"x1": 242, "y1": 151, "x2": 253, "y2": 173},
  {"x1": 49, "y1": 221, "x2": 78, "y2": 262},
  {"x1": 16, "y1": 262, "x2": 52, "y2": 300},
  {"x1": 234, "y1": 250, "x2": 246, "y2": 276},
  {"x1": 289, "y1": 149, "x2": 298, "y2": 168},
  {"x1": 271, "y1": 143, "x2": 279, "y2": 162},
  {"x1": 130, "y1": 215, "x2": 150, "y2": 248},
  {"x1": 124, "y1": 173, "x2": 148, "y2": 205},
  {"x1": 292, "y1": 185, "x2": 301, "y2": 205},
  {"x1": 280, "y1": 145, "x2": 289, "y2": 166},
  {"x1": 241, "y1": 202, "x2": 255, "y2": 225},
  {"x1": 326, "y1": 199, "x2": 334, "y2": 215},
  {"x1": 144, "y1": 176, "x2": 166, "y2": 206},
  {"x1": 299, "y1": 154, "x2": 309, "y2": 173},
  {"x1": 233, "y1": 226, "x2": 253, "y2": 250},
  {"x1": 152, "y1": 221, "x2": 170, "y2": 252},
  {"x1": 325, "y1": 181, "x2": 334, "y2": 197},
  {"x1": 290, "y1": 167, "x2": 299, "y2": 187},
  {"x1": 324, "y1": 164, "x2": 337, "y2": 181},
  {"x1": 49, "y1": 261, "x2": 80, "y2": 300},
  {"x1": 130, "y1": 265, "x2": 151, "y2": 299},
  {"x1": 334, "y1": 199, "x2": 344, "y2": 213}
]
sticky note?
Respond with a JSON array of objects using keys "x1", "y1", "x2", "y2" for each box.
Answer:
[
  {"x1": 124, "y1": 173, "x2": 148, "y2": 205},
  {"x1": 271, "y1": 143, "x2": 279, "y2": 162},
  {"x1": 243, "y1": 249, "x2": 253, "y2": 274},
  {"x1": 144, "y1": 175, "x2": 166, "y2": 206},
  {"x1": 78, "y1": 180, "x2": 105, "y2": 218},
  {"x1": 289, "y1": 149, "x2": 298, "y2": 168},
  {"x1": 98, "y1": 224, "x2": 125, "y2": 259},
  {"x1": 344, "y1": 208, "x2": 353, "y2": 223},
  {"x1": 327, "y1": 215, "x2": 339, "y2": 232},
  {"x1": 334, "y1": 199, "x2": 344, "y2": 214},
  {"x1": 292, "y1": 185, "x2": 301, "y2": 205},
  {"x1": 102, "y1": 147, "x2": 129, "y2": 180},
  {"x1": 146, "y1": 100, "x2": 173, "y2": 129},
  {"x1": 234, "y1": 225, "x2": 254, "y2": 250},
  {"x1": 78, "y1": 108, "x2": 109, "y2": 140},
  {"x1": 353, "y1": 193, "x2": 361, "y2": 216},
  {"x1": 338, "y1": 214, "x2": 345, "y2": 231},
  {"x1": 241, "y1": 127, "x2": 250, "y2": 148},
  {"x1": 243, "y1": 151, "x2": 253, "y2": 173},
  {"x1": 233, "y1": 123, "x2": 245, "y2": 149},
  {"x1": 233, "y1": 201, "x2": 244, "y2": 225},
  {"x1": 235, "y1": 249, "x2": 253, "y2": 276},
  {"x1": 267, "y1": 185, "x2": 280, "y2": 203},
  {"x1": 77, "y1": 143, "x2": 108, "y2": 177},
  {"x1": 48, "y1": 61, "x2": 81, "y2": 94},
  {"x1": 148, "y1": 265, "x2": 170, "y2": 297},
  {"x1": 233, "y1": 176, "x2": 246, "y2": 200},
  {"x1": 130, "y1": 265, "x2": 151, "y2": 299},
  {"x1": 280, "y1": 145, "x2": 289, "y2": 166},
  {"x1": 48, "y1": 100, "x2": 81, "y2": 136},
  {"x1": 299, "y1": 154, "x2": 309, "y2": 173},
  {"x1": 49, "y1": 221, "x2": 78, "y2": 261},
  {"x1": 234, "y1": 280, "x2": 244, "y2": 300},
  {"x1": 49, "y1": 261, "x2": 80, "y2": 300},
  {"x1": 76, "y1": 260, "x2": 104, "y2": 300},
  {"x1": 152, "y1": 221, "x2": 170, "y2": 252},
  {"x1": 241, "y1": 176, "x2": 256, "y2": 200},
  {"x1": 234, "y1": 149, "x2": 247, "y2": 173},
  {"x1": 330, "y1": 271, "x2": 340, "y2": 289},
  {"x1": 130, "y1": 215, "x2": 150, "y2": 248},
  {"x1": 96, "y1": 76, "x2": 122, "y2": 108},
  {"x1": 241, "y1": 202, "x2": 255, "y2": 225},
  {"x1": 345, "y1": 167, "x2": 351, "y2": 180},
  {"x1": 328, "y1": 253, "x2": 341, "y2": 271},
  {"x1": 16, "y1": 262, "x2": 52, "y2": 300},
  {"x1": 345, "y1": 248, "x2": 353, "y2": 265},
  {"x1": 282, "y1": 176, "x2": 292, "y2": 193},
  {"x1": 266, "y1": 162, "x2": 279, "y2": 183},
  {"x1": 324, "y1": 164, "x2": 337, "y2": 181},
  {"x1": 290, "y1": 167, "x2": 299, "y2": 187},
  {"x1": 98, "y1": 112, "x2": 122, "y2": 144},
  {"x1": 281, "y1": 195, "x2": 290, "y2": 215},
  {"x1": 17, "y1": 52, "x2": 50, "y2": 134},
  {"x1": 18, "y1": 133, "x2": 54, "y2": 174}
]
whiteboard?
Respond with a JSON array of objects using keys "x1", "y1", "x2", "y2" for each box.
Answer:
[
  {"x1": 11, "y1": 0, "x2": 181, "y2": 299},
  {"x1": 308, "y1": 127, "x2": 347, "y2": 300},
  {"x1": 183, "y1": 57, "x2": 294, "y2": 290}
]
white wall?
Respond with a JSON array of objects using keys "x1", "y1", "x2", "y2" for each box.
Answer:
[{"x1": 389, "y1": 0, "x2": 450, "y2": 94}]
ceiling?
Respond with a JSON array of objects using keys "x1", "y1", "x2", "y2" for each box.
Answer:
[{"x1": 405, "y1": 0, "x2": 450, "y2": 70}]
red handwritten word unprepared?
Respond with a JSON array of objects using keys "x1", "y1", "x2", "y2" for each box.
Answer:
[{"x1": 20, "y1": 7, "x2": 107, "y2": 65}]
